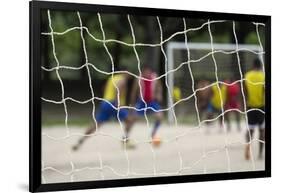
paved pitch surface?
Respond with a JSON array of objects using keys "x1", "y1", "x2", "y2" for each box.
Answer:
[{"x1": 42, "y1": 122, "x2": 265, "y2": 184}]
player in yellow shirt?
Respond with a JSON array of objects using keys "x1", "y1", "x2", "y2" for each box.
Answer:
[
  {"x1": 173, "y1": 86, "x2": 182, "y2": 103},
  {"x1": 72, "y1": 70, "x2": 135, "y2": 151},
  {"x1": 244, "y1": 58, "x2": 265, "y2": 160},
  {"x1": 206, "y1": 83, "x2": 227, "y2": 131}
]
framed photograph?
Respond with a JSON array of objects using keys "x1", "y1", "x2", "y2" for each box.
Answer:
[{"x1": 29, "y1": 0, "x2": 271, "y2": 192}]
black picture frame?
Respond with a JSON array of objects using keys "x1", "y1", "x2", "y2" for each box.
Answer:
[{"x1": 29, "y1": 1, "x2": 271, "y2": 192}]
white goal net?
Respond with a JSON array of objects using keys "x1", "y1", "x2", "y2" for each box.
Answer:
[{"x1": 40, "y1": 9, "x2": 266, "y2": 183}]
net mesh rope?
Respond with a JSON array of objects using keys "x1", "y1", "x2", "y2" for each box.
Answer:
[{"x1": 41, "y1": 10, "x2": 266, "y2": 182}]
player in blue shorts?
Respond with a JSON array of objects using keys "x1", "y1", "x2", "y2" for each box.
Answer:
[
  {"x1": 206, "y1": 84, "x2": 227, "y2": 132},
  {"x1": 130, "y1": 65, "x2": 163, "y2": 145},
  {"x1": 72, "y1": 72, "x2": 135, "y2": 151}
]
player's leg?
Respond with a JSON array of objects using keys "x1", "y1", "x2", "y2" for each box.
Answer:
[
  {"x1": 135, "y1": 99, "x2": 162, "y2": 145},
  {"x1": 197, "y1": 98, "x2": 205, "y2": 120},
  {"x1": 213, "y1": 106, "x2": 223, "y2": 133},
  {"x1": 233, "y1": 101, "x2": 241, "y2": 132},
  {"x1": 126, "y1": 107, "x2": 140, "y2": 136},
  {"x1": 118, "y1": 107, "x2": 137, "y2": 149},
  {"x1": 205, "y1": 103, "x2": 215, "y2": 134},
  {"x1": 258, "y1": 109, "x2": 265, "y2": 159},
  {"x1": 197, "y1": 100, "x2": 208, "y2": 123},
  {"x1": 72, "y1": 101, "x2": 110, "y2": 151},
  {"x1": 150, "y1": 101, "x2": 162, "y2": 138},
  {"x1": 151, "y1": 112, "x2": 162, "y2": 138},
  {"x1": 119, "y1": 108, "x2": 135, "y2": 140},
  {"x1": 258, "y1": 127, "x2": 265, "y2": 159},
  {"x1": 224, "y1": 111, "x2": 231, "y2": 132},
  {"x1": 206, "y1": 103, "x2": 214, "y2": 124},
  {"x1": 72, "y1": 122, "x2": 101, "y2": 151},
  {"x1": 245, "y1": 127, "x2": 254, "y2": 160},
  {"x1": 218, "y1": 110, "x2": 224, "y2": 133},
  {"x1": 245, "y1": 108, "x2": 256, "y2": 160},
  {"x1": 234, "y1": 110, "x2": 241, "y2": 132}
]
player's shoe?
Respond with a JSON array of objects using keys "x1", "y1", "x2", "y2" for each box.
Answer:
[
  {"x1": 122, "y1": 137, "x2": 136, "y2": 149},
  {"x1": 72, "y1": 144, "x2": 79, "y2": 151},
  {"x1": 72, "y1": 139, "x2": 83, "y2": 151},
  {"x1": 151, "y1": 136, "x2": 161, "y2": 147}
]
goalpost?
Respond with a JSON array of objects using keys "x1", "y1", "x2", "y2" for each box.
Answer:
[{"x1": 166, "y1": 42, "x2": 263, "y2": 124}]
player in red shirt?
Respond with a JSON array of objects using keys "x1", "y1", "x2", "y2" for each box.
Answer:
[
  {"x1": 130, "y1": 65, "x2": 163, "y2": 145},
  {"x1": 224, "y1": 78, "x2": 241, "y2": 132}
]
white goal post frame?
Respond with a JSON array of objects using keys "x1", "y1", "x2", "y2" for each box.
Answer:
[{"x1": 166, "y1": 42, "x2": 263, "y2": 124}]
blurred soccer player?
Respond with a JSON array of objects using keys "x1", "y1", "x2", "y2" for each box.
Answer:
[
  {"x1": 72, "y1": 71, "x2": 135, "y2": 151},
  {"x1": 130, "y1": 65, "x2": 163, "y2": 145},
  {"x1": 196, "y1": 79, "x2": 212, "y2": 119},
  {"x1": 244, "y1": 58, "x2": 265, "y2": 160},
  {"x1": 173, "y1": 86, "x2": 182, "y2": 103},
  {"x1": 173, "y1": 86, "x2": 182, "y2": 114},
  {"x1": 206, "y1": 83, "x2": 227, "y2": 131},
  {"x1": 224, "y1": 78, "x2": 241, "y2": 132}
]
